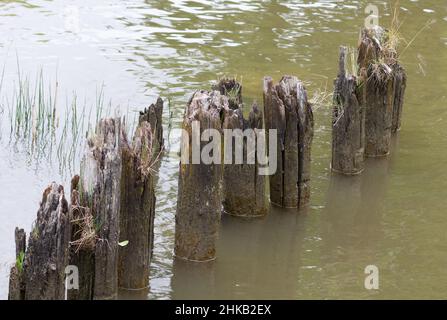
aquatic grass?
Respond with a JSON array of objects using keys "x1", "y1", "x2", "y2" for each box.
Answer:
[{"x1": 0, "y1": 66, "x2": 124, "y2": 177}]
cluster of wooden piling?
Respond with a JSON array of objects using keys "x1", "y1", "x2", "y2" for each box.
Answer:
[
  {"x1": 331, "y1": 26, "x2": 407, "y2": 175},
  {"x1": 174, "y1": 77, "x2": 314, "y2": 262},
  {"x1": 8, "y1": 100, "x2": 163, "y2": 300}
]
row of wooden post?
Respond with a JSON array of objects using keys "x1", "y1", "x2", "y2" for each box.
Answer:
[
  {"x1": 8, "y1": 25, "x2": 407, "y2": 298},
  {"x1": 8, "y1": 99, "x2": 163, "y2": 300},
  {"x1": 174, "y1": 27, "x2": 407, "y2": 263}
]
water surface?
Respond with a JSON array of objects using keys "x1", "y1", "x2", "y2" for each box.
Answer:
[{"x1": 0, "y1": 0, "x2": 446, "y2": 299}]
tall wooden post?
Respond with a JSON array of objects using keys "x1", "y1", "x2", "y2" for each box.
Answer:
[
  {"x1": 175, "y1": 90, "x2": 227, "y2": 262},
  {"x1": 263, "y1": 76, "x2": 314, "y2": 208},
  {"x1": 332, "y1": 46, "x2": 365, "y2": 175}
]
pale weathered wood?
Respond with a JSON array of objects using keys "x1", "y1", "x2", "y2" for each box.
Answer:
[
  {"x1": 263, "y1": 76, "x2": 314, "y2": 208},
  {"x1": 79, "y1": 118, "x2": 122, "y2": 299},
  {"x1": 175, "y1": 90, "x2": 227, "y2": 262},
  {"x1": 332, "y1": 46, "x2": 365, "y2": 175}
]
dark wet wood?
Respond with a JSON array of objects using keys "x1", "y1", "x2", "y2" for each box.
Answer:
[
  {"x1": 118, "y1": 121, "x2": 156, "y2": 290},
  {"x1": 22, "y1": 183, "x2": 70, "y2": 300},
  {"x1": 332, "y1": 46, "x2": 365, "y2": 175},
  {"x1": 175, "y1": 90, "x2": 226, "y2": 262},
  {"x1": 263, "y1": 76, "x2": 314, "y2": 209},
  {"x1": 8, "y1": 228, "x2": 26, "y2": 300}
]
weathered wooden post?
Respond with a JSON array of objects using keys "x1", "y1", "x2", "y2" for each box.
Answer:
[
  {"x1": 358, "y1": 27, "x2": 402, "y2": 156},
  {"x1": 214, "y1": 78, "x2": 268, "y2": 217},
  {"x1": 263, "y1": 75, "x2": 314, "y2": 208},
  {"x1": 332, "y1": 46, "x2": 365, "y2": 175},
  {"x1": 68, "y1": 175, "x2": 96, "y2": 300},
  {"x1": 118, "y1": 120, "x2": 156, "y2": 291},
  {"x1": 8, "y1": 183, "x2": 70, "y2": 300},
  {"x1": 78, "y1": 118, "x2": 122, "y2": 300},
  {"x1": 175, "y1": 90, "x2": 227, "y2": 262},
  {"x1": 139, "y1": 97, "x2": 164, "y2": 153}
]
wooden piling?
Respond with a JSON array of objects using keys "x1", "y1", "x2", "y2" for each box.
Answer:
[
  {"x1": 175, "y1": 90, "x2": 227, "y2": 262},
  {"x1": 358, "y1": 27, "x2": 399, "y2": 157},
  {"x1": 263, "y1": 76, "x2": 314, "y2": 208},
  {"x1": 332, "y1": 46, "x2": 365, "y2": 175},
  {"x1": 139, "y1": 97, "x2": 164, "y2": 153},
  {"x1": 118, "y1": 120, "x2": 156, "y2": 290},
  {"x1": 68, "y1": 175, "x2": 96, "y2": 300},
  {"x1": 8, "y1": 183, "x2": 71, "y2": 300},
  {"x1": 79, "y1": 118, "x2": 122, "y2": 300},
  {"x1": 215, "y1": 78, "x2": 268, "y2": 218},
  {"x1": 222, "y1": 103, "x2": 268, "y2": 217}
]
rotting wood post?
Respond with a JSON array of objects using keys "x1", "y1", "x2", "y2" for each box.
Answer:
[
  {"x1": 68, "y1": 175, "x2": 95, "y2": 300},
  {"x1": 7, "y1": 183, "x2": 71, "y2": 300},
  {"x1": 358, "y1": 27, "x2": 396, "y2": 157},
  {"x1": 118, "y1": 120, "x2": 156, "y2": 291},
  {"x1": 215, "y1": 78, "x2": 268, "y2": 217},
  {"x1": 174, "y1": 90, "x2": 227, "y2": 262},
  {"x1": 332, "y1": 46, "x2": 365, "y2": 175},
  {"x1": 8, "y1": 228, "x2": 26, "y2": 300},
  {"x1": 263, "y1": 76, "x2": 314, "y2": 209},
  {"x1": 139, "y1": 97, "x2": 164, "y2": 153},
  {"x1": 222, "y1": 103, "x2": 268, "y2": 217},
  {"x1": 24, "y1": 183, "x2": 70, "y2": 300},
  {"x1": 79, "y1": 118, "x2": 122, "y2": 300},
  {"x1": 391, "y1": 63, "x2": 407, "y2": 133}
]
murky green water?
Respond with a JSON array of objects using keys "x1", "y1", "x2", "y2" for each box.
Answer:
[{"x1": 0, "y1": 0, "x2": 446, "y2": 299}]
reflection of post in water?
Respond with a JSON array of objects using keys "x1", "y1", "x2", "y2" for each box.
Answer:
[
  {"x1": 214, "y1": 208, "x2": 306, "y2": 299},
  {"x1": 322, "y1": 157, "x2": 391, "y2": 256},
  {"x1": 171, "y1": 258, "x2": 216, "y2": 299}
]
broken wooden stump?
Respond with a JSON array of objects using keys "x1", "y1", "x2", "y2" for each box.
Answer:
[
  {"x1": 214, "y1": 78, "x2": 268, "y2": 217},
  {"x1": 68, "y1": 175, "x2": 95, "y2": 300},
  {"x1": 8, "y1": 183, "x2": 70, "y2": 300},
  {"x1": 332, "y1": 46, "x2": 365, "y2": 175},
  {"x1": 357, "y1": 26, "x2": 407, "y2": 156},
  {"x1": 263, "y1": 75, "x2": 314, "y2": 208},
  {"x1": 118, "y1": 120, "x2": 156, "y2": 291},
  {"x1": 222, "y1": 103, "x2": 268, "y2": 217},
  {"x1": 8, "y1": 228, "x2": 26, "y2": 300},
  {"x1": 139, "y1": 97, "x2": 164, "y2": 153},
  {"x1": 175, "y1": 90, "x2": 227, "y2": 262},
  {"x1": 78, "y1": 118, "x2": 122, "y2": 300}
]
